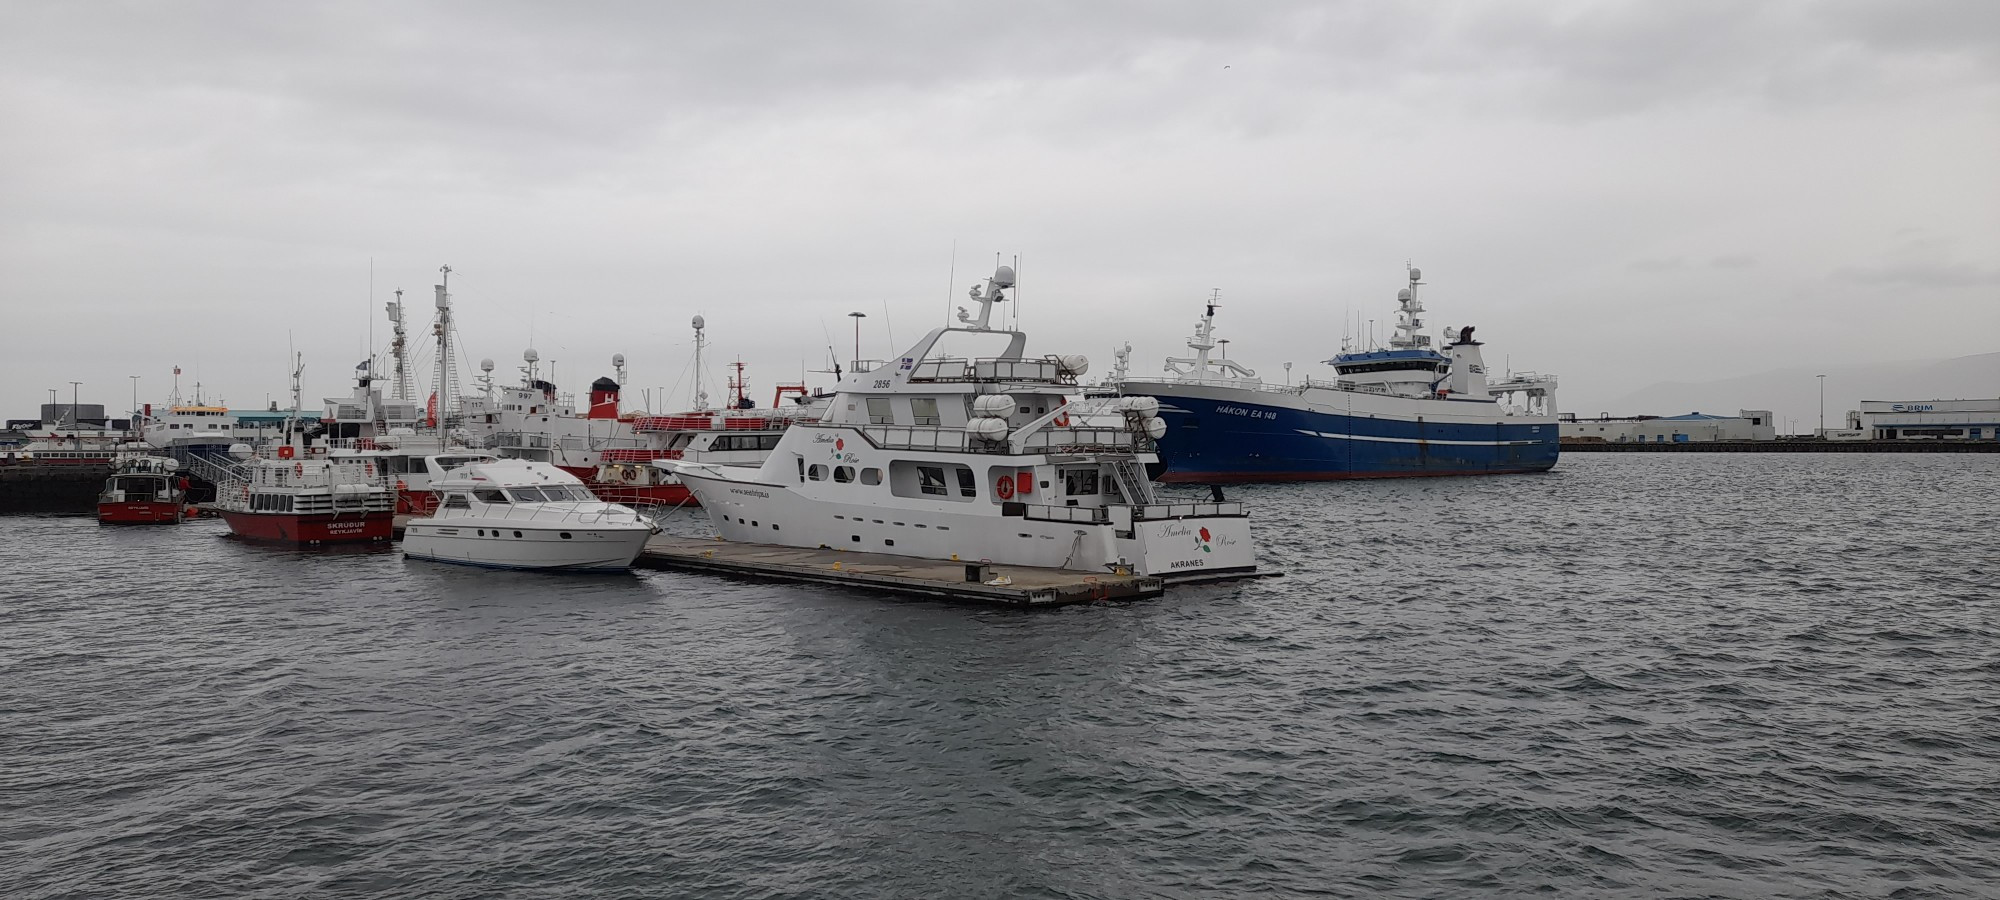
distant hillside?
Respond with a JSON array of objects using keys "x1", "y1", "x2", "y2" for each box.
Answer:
[{"x1": 1585, "y1": 352, "x2": 1999, "y2": 434}]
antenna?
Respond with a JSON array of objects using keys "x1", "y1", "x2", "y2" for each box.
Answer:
[
  {"x1": 690, "y1": 315, "x2": 709, "y2": 410},
  {"x1": 943, "y1": 240, "x2": 957, "y2": 326}
]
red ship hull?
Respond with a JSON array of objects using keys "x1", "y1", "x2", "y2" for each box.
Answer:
[
  {"x1": 98, "y1": 501, "x2": 190, "y2": 524},
  {"x1": 217, "y1": 510, "x2": 395, "y2": 545},
  {"x1": 584, "y1": 481, "x2": 695, "y2": 507}
]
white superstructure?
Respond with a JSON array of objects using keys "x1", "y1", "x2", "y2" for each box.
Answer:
[{"x1": 669, "y1": 264, "x2": 1259, "y2": 578}]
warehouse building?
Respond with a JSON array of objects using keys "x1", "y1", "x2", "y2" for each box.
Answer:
[
  {"x1": 1560, "y1": 410, "x2": 1777, "y2": 443},
  {"x1": 1832, "y1": 399, "x2": 2000, "y2": 441}
]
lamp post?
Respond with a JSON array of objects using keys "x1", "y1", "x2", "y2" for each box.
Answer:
[
  {"x1": 69, "y1": 381, "x2": 82, "y2": 450},
  {"x1": 848, "y1": 311, "x2": 867, "y2": 372},
  {"x1": 129, "y1": 375, "x2": 140, "y2": 440},
  {"x1": 1816, "y1": 374, "x2": 1826, "y2": 436}
]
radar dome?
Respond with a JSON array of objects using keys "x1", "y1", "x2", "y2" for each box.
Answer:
[
  {"x1": 993, "y1": 265, "x2": 1016, "y2": 287},
  {"x1": 480, "y1": 358, "x2": 495, "y2": 373},
  {"x1": 692, "y1": 315, "x2": 706, "y2": 330},
  {"x1": 524, "y1": 348, "x2": 540, "y2": 362},
  {"x1": 612, "y1": 353, "x2": 625, "y2": 367},
  {"x1": 1408, "y1": 267, "x2": 1422, "y2": 282},
  {"x1": 1397, "y1": 288, "x2": 1412, "y2": 302}
]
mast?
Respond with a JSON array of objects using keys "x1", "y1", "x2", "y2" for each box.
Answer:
[
  {"x1": 691, "y1": 315, "x2": 709, "y2": 410},
  {"x1": 435, "y1": 265, "x2": 452, "y2": 451},
  {"x1": 387, "y1": 289, "x2": 412, "y2": 401}
]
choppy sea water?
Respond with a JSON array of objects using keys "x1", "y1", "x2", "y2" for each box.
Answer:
[{"x1": 2, "y1": 453, "x2": 1995, "y2": 899}]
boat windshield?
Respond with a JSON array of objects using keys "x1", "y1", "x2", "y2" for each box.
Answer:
[
  {"x1": 508, "y1": 487, "x2": 550, "y2": 502},
  {"x1": 473, "y1": 488, "x2": 510, "y2": 504}
]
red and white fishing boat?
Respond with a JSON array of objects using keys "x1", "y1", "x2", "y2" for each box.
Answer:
[
  {"x1": 211, "y1": 449, "x2": 396, "y2": 544},
  {"x1": 197, "y1": 357, "x2": 398, "y2": 545},
  {"x1": 97, "y1": 456, "x2": 194, "y2": 524}
]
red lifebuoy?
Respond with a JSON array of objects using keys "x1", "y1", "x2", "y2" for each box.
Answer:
[
  {"x1": 294, "y1": 462, "x2": 303, "y2": 476},
  {"x1": 364, "y1": 462, "x2": 374, "y2": 476},
  {"x1": 1053, "y1": 413, "x2": 1070, "y2": 427},
  {"x1": 996, "y1": 477, "x2": 1015, "y2": 500}
]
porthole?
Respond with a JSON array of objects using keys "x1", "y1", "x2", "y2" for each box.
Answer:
[
  {"x1": 751, "y1": 521, "x2": 759, "y2": 527},
  {"x1": 560, "y1": 532, "x2": 572, "y2": 539},
  {"x1": 772, "y1": 524, "x2": 780, "y2": 531},
  {"x1": 851, "y1": 534, "x2": 860, "y2": 542},
  {"x1": 477, "y1": 529, "x2": 485, "y2": 536},
  {"x1": 884, "y1": 539, "x2": 895, "y2": 547},
  {"x1": 513, "y1": 531, "x2": 522, "y2": 538}
]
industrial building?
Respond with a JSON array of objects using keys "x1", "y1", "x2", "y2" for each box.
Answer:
[
  {"x1": 1830, "y1": 399, "x2": 2000, "y2": 441},
  {"x1": 1560, "y1": 410, "x2": 1776, "y2": 443}
]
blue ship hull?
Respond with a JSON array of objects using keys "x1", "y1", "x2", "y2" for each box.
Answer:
[{"x1": 1131, "y1": 389, "x2": 1559, "y2": 483}]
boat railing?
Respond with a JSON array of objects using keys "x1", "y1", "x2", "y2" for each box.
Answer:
[
  {"x1": 1133, "y1": 501, "x2": 1245, "y2": 520},
  {"x1": 906, "y1": 356, "x2": 1078, "y2": 385},
  {"x1": 1022, "y1": 504, "x2": 1110, "y2": 524},
  {"x1": 452, "y1": 501, "x2": 647, "y2": 525},
  {"x1": 601, "y1": 448, "x2": 684, "y2": 463},
  {"x1": 630, "y1": 413, "x2": 817, "y2": 433},
  {"x1": 0, "y1": 449, "x2": 120, "y2": 464},
  {"x1": 857, "y1": 424, "x2": 1146, "y2": 454}
]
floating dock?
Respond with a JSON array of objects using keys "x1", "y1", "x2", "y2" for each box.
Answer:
[
  {"x1": 634, "y1": 537, "x2": 1213, "y2": 606},
  {"x1": 1561, "y1": 439, "x2": 1999, "y2": 453}
]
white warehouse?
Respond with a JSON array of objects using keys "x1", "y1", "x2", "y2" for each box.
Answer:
[{"x1": 1560, "y1": 410, "x2": 1777, "y2": 443}]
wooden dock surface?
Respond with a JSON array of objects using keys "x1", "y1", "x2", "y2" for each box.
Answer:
[{"x1": 635, "y1": 537, "x2": 1168, "y2": 606}]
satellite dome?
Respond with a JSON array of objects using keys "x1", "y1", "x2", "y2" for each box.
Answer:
[
  {"x1": 692, "y1": 315, "x2": 706, "y2": 330},
  {"x1": 612, "y1": 353, "x2": 625, "y2": 367},
  {"x1": 1408, "y1": 267, "x2": 1422, "y2": 282},
  {"x1": 480, "y1": 358, "x2": 495, "y2": 373},
  {"x1": 993, "y1": 265, "x2": 1016, "y2": 287},
  {"x1": 1397, "y1": 288, "x2": 1412, "y2": 302},
  {"x1": 524, "y1": 348, "x2": 539, "y2": 362}
]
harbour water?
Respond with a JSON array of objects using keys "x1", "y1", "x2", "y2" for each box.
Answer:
[{"x1": 3, "y1": 454, "x2": 1995, "y2": 898}]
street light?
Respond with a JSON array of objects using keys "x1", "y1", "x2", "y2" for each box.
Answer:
[
  {"x1": 848, "y1": 311, "x2": 867, "y2": 371},
  {"x1": 1817, "y1": 374, "x2": 1827, "y2": 436},
  {"x1": 129, "y1": 375, "x2": 140, "y2": 439},
  {"x1": 69, "y1": 381, "x2": 82, "y2": 450}
]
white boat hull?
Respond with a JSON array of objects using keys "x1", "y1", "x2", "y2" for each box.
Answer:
[
  {"x1": 676, "y1": 465, "x2": 1255, "y2": 577},
  {"x1": 403, "y1": 519, "x2": 652, "y2": 570}
]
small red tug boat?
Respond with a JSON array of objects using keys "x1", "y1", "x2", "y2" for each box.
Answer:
[{"x1": 98, "y1": 456, "x2": 194, "y2": 524}]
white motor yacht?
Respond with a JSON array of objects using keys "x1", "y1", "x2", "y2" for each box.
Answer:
[
  {"x1": 668, "y1": 264, "x2": 1260, "y2": 578},
  {"x1": 402, "y1": 459, "x2": 657, "y2": 570}
]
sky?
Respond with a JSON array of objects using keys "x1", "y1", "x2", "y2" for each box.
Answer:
[{"x1": 3, "y1": 0, "x2": 1995, "y2": 428}]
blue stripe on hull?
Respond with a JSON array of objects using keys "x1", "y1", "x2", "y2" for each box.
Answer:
[{"x1": 1146, "y1": 395, "x2": 1559, "y2": 482}]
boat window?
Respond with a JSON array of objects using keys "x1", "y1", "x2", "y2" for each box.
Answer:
[
  {"x1": 1064, "y1": 468, "x2": 1100, "y2": 496},
  {"x1": 443, "y1": 493, "x2": 471, "y2": 510},
  {"x1": 867, "y1": 397, "x2": 894, "y2": 425},
  {"x1": 797, "y1": 457, "x2": 807, "y2": 483},
  {"x1": 474, "y1": 488, "x2": 510, "y2": 504},
  {"x1": 860, "y1": 467, "x2": 882, "y2": 485},
  {"x1": 562, "y1": 486, "x2": 594, "y2": 501},
  {"x1": 508, "y1": 488, "x2": 547, "y2": 502},
  {"x1": 911, "y1": 398, "x2": 940, "y2": 426},
  {"x1": 956, "y1": 467, "x2": 977, "y2": 498},
  {"x1": 917, "y1": 466, "x2": 948, "y2": 496},
  {"x1": 808, "y1": 464, "x2": 828, "y2": 481},
  {"x1": 834, "y1": 466, "x2": 855, "y2": 483}
]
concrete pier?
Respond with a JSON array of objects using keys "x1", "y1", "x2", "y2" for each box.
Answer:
[{"x1": 634, "y1": 537, "x2": 1189, "y2": 606}]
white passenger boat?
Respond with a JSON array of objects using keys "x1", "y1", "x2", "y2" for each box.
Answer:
[
  {"x1": 668, "y1": 264, "x2": 1260, "y2": 578},
  {"x1": 401, "y1": 459, "x2": 657, "y2": 571}
]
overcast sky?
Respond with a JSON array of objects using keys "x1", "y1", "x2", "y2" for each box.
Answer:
[{"x1": 3, "y1": 1, "x2": 1995, "y2": 425}]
